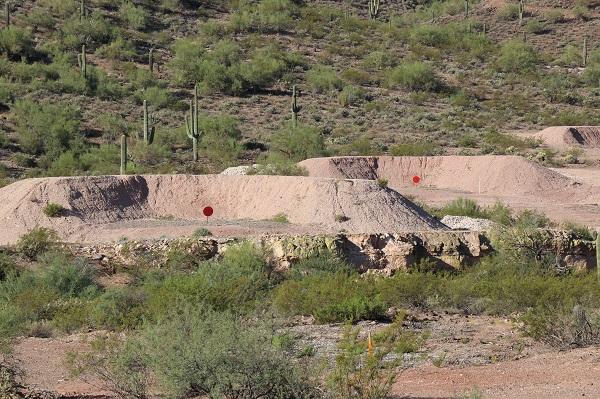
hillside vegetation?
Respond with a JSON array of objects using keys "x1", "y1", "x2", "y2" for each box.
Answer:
[{"x1": 0, "y1": 0, "x2": 600, "y2": 183}]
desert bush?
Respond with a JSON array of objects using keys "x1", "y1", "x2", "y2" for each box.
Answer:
[
  {"x1": 573, "y1": 5, "x2": 592, "y2": 20},
  {"x1": 0, "y1": 27, "x2": 35, "y2": 60},
  {"x1": 170, "y1": 39, "x2": 301, "y2": 94},
  {"x1": 338, "y1": 85, "x2": 366, "y2": 106},
  {"x1": 328, "y1": 326, "x2": 396, "y2": 399},
  {"x1": 306, "y1": 65, "x2": 343, "y2": 93},
  {"x1": 270, "y1": 125, "x2": 326, "y2": 161},
  {"x1": 438, "y1": 198, "x2": 487, "y2": 219},
  {"x1": 91, "y1": 289, "x2": 146, "y2": 330},
  {"x1": 139, "y1": 305, "x2": 320, "y2": 398},
  {"x1": 43, "y1": 203, "x2": 66, "y2": 218},
  {"x1": 544, "y1": 9, "x2": 566, "y2": 23},
  {"x1": 526, "y1": 20, "x2": 548, "y2": 34},
  {"x1": 493, "y1": 40, "x2": 539, "y2": 73},
  {"x1": 143, "y1": 242, "x2": 273, "y2": 317},
  {"x1": 497, "y1": 3, "x2": 520, "y2": 20},
  {"x1": 362, "y1": 51, "x2": 397, "y2": 69},
  {"x1": 120, "y1": 1, "x2": 148, "y2": 30},
  {"x1": 247, "y1": 159, "x2": 309, "y2": 176},
  {"x1": 523, "y1": 305, "x2": 600, "y2": 348},
  {"x1": 192, "y1": 228, "x2": 212, "y2": 237},
  {"x1": 386, "y1": 62, "x2": 442, "y2": 92},
  {"x1": 230, "y1": 0, "x2": 301, "y2": 33},
  {"x1": 16, "y1": 228, "x2": 60, "y2": 260},
  {"x1": 37, "y1": 252, "x2": 97, "y2": 298},
  {"x1": 13, "y1": 100, "x2": 82, "y2": 158},
  {"x1": 273, "y1": 272, "x2": 387, "y2": 323},
  {"x1": 60, "y1": 12, "x2": 114, "y2": 50},
  {"x1": 199, "y1": 114, "x2": 242, "y2": 166},
  {"x1": 96, "y1": 37, "x2": 137, "y2": 62}
]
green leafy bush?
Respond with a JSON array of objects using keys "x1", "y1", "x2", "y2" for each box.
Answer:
[
  {"x1": 230, "y1": 0, "x2": 301, "y2": 33},
  {"x1": 16, "y1": 228, "x2": 60, "y2": 260},
  {"x1": 120, "y1": 1, "x2": 148, "y2": 30},
  {"x1": 494, "y1": 40, "x2": 539, "y2": 73},
  {"x1": 386, "y1": 62, "x2": 442, "y2": 92},
  {"x1": 0, "y1": 27, "x2": 35, "y2": 60},
  {"x1": 199, "y1": 114, "x2": 242, "y2": 166},
  {"x1": 37, "y1": 252, "x2": 97, "y2": 298},
  {"x1": 270, "y1": 125, "x2": 326, "y2": 161},
  {"x1": 338, "y1": 85, "x2": 366, "y2": 107},
  {"x1": 13, "y1": 100, "x2": 82, "y2": 158},
  {"x1": 306, "y1": 65, "x2": 343, "y2": 93},
  {"x1": 60, "y1": 12, "x2": 114, "y2": 50},
  {"x1": 43, "y1": 203, "x2": 66, "y2": 217}
]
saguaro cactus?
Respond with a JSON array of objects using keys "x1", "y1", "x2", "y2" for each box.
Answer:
[
  {"x1": 77, "y1": 45, "x2": 87, "y2": 78},
  {"x1": 596, "y1": 233, "x2": 600, "y2": 277},
  {"x1": 291, "y1": 85, "x2": 300, "y2": 128},
  {"x1": 149, "y1": 48, "x2": 154, "y2": 76},
  {"x1": 5, "y1": 2, "x2": 9, "y2": 28},
  {"x1": 465, "y1": 0, "x2": 469, "y2": 19},
  {"x1": 80, "y1": 0, "x2": 86, "y2": 20},
  {"x1": 120, "y1": 135, "x2": 127, "y2": 175},
  {"x1": 583, "y1": 36, "x2": 588, "y2": 67},
  {"x1": 368, "y1": 0, "x2": 379, "y2": 19},
  {"x1": 141, "y1": 100, "x2": 155, "y2": 145},
  {"x1": 185, "y1": 84, "x2": 201, "y2": 161},
  {"x1": 518, "y1": 0, "x2": 524, "y2": 25}
]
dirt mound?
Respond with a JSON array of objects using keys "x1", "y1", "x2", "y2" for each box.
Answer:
[
  {"x1": 299, "y1": 155, "x2": 579, "y2": 196},
  {"x1": 534, "y1": 126, "x2": 600, "y2": 149},
  {"x1": 0, "y1": 175, "x2": 445, "y2": 244}
]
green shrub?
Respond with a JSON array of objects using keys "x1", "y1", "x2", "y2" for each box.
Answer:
[
  {"x1": 0, "y1": 253, "x2": 16, "y2": 281},
  {"x1": 273, "y1": 273, "x2": 386, "y2": 323},
  {"x1": 494, "y1": 40, "x2": 539, "y2": 73},
  {"x1": 43, "y1": 203, "x2": 66, "y2": 217},
  {"x1": 96, "y1": 37, "x2": 136, "y2": 61},
  {"x1": 60, "y1": 13, "x2": 114, "y2": 50},
  {"x1": 16, "y1": 228, "x2": 60, "y2": 260},
  {"x1": 438, "y1": 198, "x2": 487, "y2": 218},
  {"x1": 544, "y1": 9, "x2": 566, "y2": 23},
  {"x1": 142, "y1": 306, "x2": 319, "y2": 399},
  {"x1": 230, "y1": 0, "x2": 301, "y2": 33},
  {"x1": 170, "y1": 40, "x2": 301, "y2": 94},
  {"x1": 0, "y1": 27, "x2": 35, "y2": 60},
  {"x1": 192, "y1": 228, "x2": 212, "y2": 237},
  {"x1": 199, "y1": 114, "x2": 242, "y2": 166},
  {"x1": 497, "y1": 4, "x2": 520, "y2": 20},
  {"x1": 386, "y1": 62, "x2": 442, "y2": 92},
  {"x1": 338, "y1": 85, "x2": 366, "y2": 106},
  {"x1": 525, "y1": 19, "x2": 548, "y2": 34},
  {"x1": 306, "y1": 65, "x2": 343, "y2": 93},
  {"x1": 120, "y1": 1, "x2": 148, "y2": 30},
  {"x1": 340, "y1": 68, "x2": 372, "y2": 85},
  {"x1": 13, "y1": 100, "x2": 82, "y2": 158},
  {"x1": 91, "y1": 288, "x2": 146, "y2": 330},
  {"x1": 270, "y1": 125, "x2": 326, "y2": 161},
  {"x1": 37, "y1": 252, "x2": 97, "y2": 298}
]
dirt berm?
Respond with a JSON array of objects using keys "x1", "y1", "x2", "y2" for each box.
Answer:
[
  {"x1": 299, "y1": 155, "x2": 581, "y2": 196},
  {"x1": 0, "y1": 175, "x2": 445, "y2": 245}
]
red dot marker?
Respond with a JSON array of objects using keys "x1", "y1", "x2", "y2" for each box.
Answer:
[
  {"x1": 412, "y1": 175, "x2": 421, "y2": 185},
  {"x1": 203, "y1": 206, "x2": 214, "y2": 221}
]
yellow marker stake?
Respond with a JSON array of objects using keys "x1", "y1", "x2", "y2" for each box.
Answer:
[{"x1": 367, "y1": 332, "x2": 374, "y2": 358}]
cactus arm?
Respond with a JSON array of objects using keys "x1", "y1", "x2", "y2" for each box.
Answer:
[{"x1": 120, "y1": 135, "x2": 127, "y2": 175}]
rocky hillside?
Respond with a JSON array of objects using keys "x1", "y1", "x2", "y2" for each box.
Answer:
[{"x1": 0, "y1": 0, "x2": 600, "y2": 183}]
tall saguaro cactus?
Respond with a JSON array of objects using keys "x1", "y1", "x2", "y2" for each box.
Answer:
[
  {"x1": 5, "y1": 2, "x2": 10, "y2": 28},
  {"x1": 141, "y1": 100, "x2": 155, "y2": 145},
  {"x1": 464, "y1": 0, "x2": 469, "y2": 19},
  {"x1": 596, "y1": 233, "x2": 600, "y2": 277},
  {"x1": 149, "y1": 48, "x2": 155, "y2": 76},
  {"x1": 518, "y1": 0, "x2": 524, "y2": 25},
  {"x1": 120, "y1": 135, "x2": 128, "y2": 175},
  {"x1": 368, "y1": 0, "x2": 379, "y2": 19},
  {"x1": 80, "y1": 0, "x2": 86, "y2": 20},
  {"x1": 291, "y1": 85, "x2": 300, "y2": 128},
  {"x1": 185, "y1": 84, "x2": 201, "y2": 161},
  {"x1": 78, "y1": 45, "x2": 87, "y2": 78},
  {"x1": 583, "y1": 36, "x2": 588, "y2": 67}
]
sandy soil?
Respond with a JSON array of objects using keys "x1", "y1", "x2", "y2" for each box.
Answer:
[
  {"x1": 0, "y1": 174, "x2": 444, "y2": 245},
  {"x1": 300, "y1": 155, "x2": 600, "y2": 228},
  {"x1": 518, "y1": 126, "x2": 600, "y2": 163},
  {"x1": 11, "y1": 312, "x2": 600, "y2": 399}
]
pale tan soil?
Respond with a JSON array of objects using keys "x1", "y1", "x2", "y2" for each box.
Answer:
[
  {"x1": 11, "y1": 333, "x2": 112, "y2": 399},
  {"x1": 11, "y1": 312, "x2": 590, "y2": 399},
  {"x1": 0, "y1": 174, "x2": 445, "y2": 245},
  {"x1": 392, "y1": 348, "x2": 600, "y2": 399},
  {"x1": 518, "y1": 126, "x2": 600, "y2": 163},
  {"x1": 299, "y1": 155, "x2": 600, "y2": 228}
]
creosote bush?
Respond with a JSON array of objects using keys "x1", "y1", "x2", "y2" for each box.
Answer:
[{"x1": 386, "y1": 62, "x2": 443, "y2": 92}]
